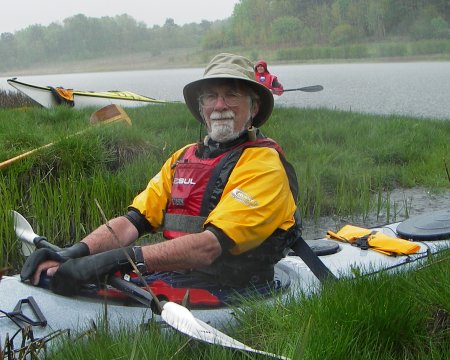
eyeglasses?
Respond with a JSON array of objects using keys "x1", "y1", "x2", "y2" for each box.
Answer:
[{"x1": 198, "y1": 91, "x2": 244, "y2": 108}]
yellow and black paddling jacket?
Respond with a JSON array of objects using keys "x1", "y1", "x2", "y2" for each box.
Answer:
[{"x1": 127, "y1": 131, "x2": 301, "y2": 287}]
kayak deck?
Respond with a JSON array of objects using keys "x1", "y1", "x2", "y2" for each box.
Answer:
[
  {"x1": 7, "y1": 78, "x2": 170, "y2": 108},
  {"x1": 1, "y1": 215, "x2": 450, "y2": 354}
]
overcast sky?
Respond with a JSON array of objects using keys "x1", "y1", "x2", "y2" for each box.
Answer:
[{"x1": 1, "y1": 0, "x2": 240, "y2": 34}]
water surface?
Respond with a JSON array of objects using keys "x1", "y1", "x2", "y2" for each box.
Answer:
[{"x1": 2, "y1": 62, "x2": 449, "y2": 120}]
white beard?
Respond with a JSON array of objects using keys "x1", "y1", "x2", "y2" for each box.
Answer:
[{"x1": 208, "y1": 110, "x2": 241, "y2": 142}]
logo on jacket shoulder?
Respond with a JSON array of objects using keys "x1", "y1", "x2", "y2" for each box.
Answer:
[
  {"x1": 231, "y1": 188, "x2": 258, "y2": 208},
  {"x1": 174, "y1": 177, "x2": 196, "y2": 185}
]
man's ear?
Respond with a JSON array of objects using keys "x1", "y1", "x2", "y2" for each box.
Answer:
[
  {"x1": 199, "y1": 105, "x2": 205, "y2": 123},
  {"x1": 251, "y1": 101, "x2": 260, "y2": 118}
]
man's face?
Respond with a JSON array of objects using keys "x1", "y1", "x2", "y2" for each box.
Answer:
[
  {"x1": 199, "y1": 81, "x2": 259, "y2": 142},
  {"x1": 256, "y1": 65, "x2": 265, "y2": 74}
]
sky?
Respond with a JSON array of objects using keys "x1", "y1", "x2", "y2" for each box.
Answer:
[{"x1": 0, "y1": 0, "x2": 241, "y2": 34}]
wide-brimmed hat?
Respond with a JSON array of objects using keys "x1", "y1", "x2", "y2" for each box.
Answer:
[{"x1": 183, "y1": 53, "x2": 274, "y2": 127}]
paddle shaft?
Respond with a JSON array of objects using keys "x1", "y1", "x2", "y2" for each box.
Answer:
[
  {"x1": 0, "y1": 105, "x2": 131, "y2": 170},
  {"x1": 283, "y1": 85, "x2": 323, "y2": 92},
  {"x1": 0, "y1": 143, "x2": 55, "y2": 170},
  {"x1": 0, "y1": 128, "x2": 95, "y2": 170}
]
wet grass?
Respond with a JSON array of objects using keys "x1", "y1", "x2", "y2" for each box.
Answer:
[
  {"x1": 234, "y1": 249, "x2": 450, "y2": 360},
  {"x1": 0, "y1": 89, "x2": 39, "y2": 108}
]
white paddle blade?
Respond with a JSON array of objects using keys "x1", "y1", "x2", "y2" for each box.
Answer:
[
  {"x1": 12, "y1": 210, "x2": 37, "y2": 256},
  {"x1": 12, "y1": 211, "x2": 38, "y2": 243},
  {"x1": 161, "y1": 302, "x2": 290, "y2": 360},
  {"x1": 21, "y1": 241, "x2": 35, "y2": 257}
]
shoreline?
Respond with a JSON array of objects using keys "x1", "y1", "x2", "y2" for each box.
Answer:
[{"x1": 1, "y1": 52, "x2": 448, "y2": 77}]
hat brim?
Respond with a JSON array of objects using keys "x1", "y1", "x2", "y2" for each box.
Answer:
[{"x1": 183, "y1": 75, "x2": 274, "y2": 128}]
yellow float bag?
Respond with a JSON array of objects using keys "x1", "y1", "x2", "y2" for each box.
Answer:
[
  {"x1": 327, "y1": 225, "x2": 371, "y2": 242},
  {"x1": 49, "y1": 86, "x2": 75, "y2": 106},
  {"x1": 55, "y1": 87, "x2": 74, "y2": 102},
  {"x1": 327, "y1": 225, "x2": 420, "y2": 256}
]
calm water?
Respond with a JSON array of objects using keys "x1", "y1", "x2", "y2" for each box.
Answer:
[{"x1": 1, "y1": 62, "x2": 449, "y2": 120}]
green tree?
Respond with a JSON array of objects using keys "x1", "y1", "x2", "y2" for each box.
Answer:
[
  {"x1": 0, "y1": 32, "x2": 17, "y2": 70},
  {"x1": 330, "y1": 23, "x2": 358, "y2": 45},
  {"x1": 430, "y1": 16, "x2": 450, "y2": 38},
  {"x1": 367, "y1": 0, "x2": 387, "y2": 39},
  {"x1": 230, "y1": 0, "x2": 273, "y2": 46},
  {"x1": 271, "y1": 16, "x2": 304, "y2": 46},
  {"x1": 16, "y1": 25, "x2": 47, "y2": 65}
]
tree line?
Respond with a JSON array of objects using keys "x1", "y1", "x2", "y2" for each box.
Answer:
[
  {"x1": 221, "y1": 0, "x2": 450, "y2": 48},
  {"x1": 0, "y1": 0, "x2": 449, "y2": 72}
]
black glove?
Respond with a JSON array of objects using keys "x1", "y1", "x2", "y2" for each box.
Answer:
[
  {"x1": 21, "y1": 248, "x2": 65, "y2": 282},
  {"x1": 57, "y1": 242, "x2": 90, "y2": 259},
  {"x1": 20, "y1": 243, "x2": 90, "y2": 283},
  {"x1": 51, "y1": 246, "x2": 145, "y2": 296}
]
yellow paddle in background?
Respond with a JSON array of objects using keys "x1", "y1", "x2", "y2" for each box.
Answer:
[{"x1": 0, "y1": 104, "x2": 132, "y2": 170}]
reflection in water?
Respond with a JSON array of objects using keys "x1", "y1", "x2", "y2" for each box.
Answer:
[{"x1": 302, "y1": 187, "x2": 450, "y2": 239}]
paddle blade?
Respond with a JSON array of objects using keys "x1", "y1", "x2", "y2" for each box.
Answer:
[
  {"x1": 11, "y1": 211, "x2": 37, "y2": 256},
  {"x1": 300, "y1": 85, "x2": 323, "y2": 92},
  {"x1": 161, "y1": 302, "x2": 290, "y2": 360},
  {"x1": 90, "y1": 104, "x2": 132, "y2": 126},
  {"x1": 283, "y1": 85, "x2": 323, "y2": 93},
  {"x1": 12, "y1": 211, "x2": 38, "y2": 243}
]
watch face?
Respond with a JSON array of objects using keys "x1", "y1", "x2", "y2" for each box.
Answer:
[
  {"x1": 132, "y1": 246, "x2": 146, "y2": 273},
  {"x1": 136, "y1": 263, "x2": 147, "y2": 274}
]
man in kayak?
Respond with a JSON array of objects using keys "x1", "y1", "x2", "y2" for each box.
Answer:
[
  {"x1": 21, "y1": 53, "x2": 301, "y2": 296},
  {"x1": 254, "y1": 60, "x2": 284, "y2": 96}
]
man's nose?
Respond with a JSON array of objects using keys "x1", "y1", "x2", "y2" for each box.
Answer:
[{"x1": 214, "y1": 95, "x2": 228, "y2": 109}]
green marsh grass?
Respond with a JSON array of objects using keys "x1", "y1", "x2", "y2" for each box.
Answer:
[
  {"x1": 0, "y1": 105, "x2": 449, "y2": 359},
  {"x1": 234, "y1": 249, "x2": 450, "y2": 360}
]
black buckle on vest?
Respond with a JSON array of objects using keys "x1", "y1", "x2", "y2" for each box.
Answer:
[{"x1": 352, "y1": 231, "x2": 376, "y2": 250}]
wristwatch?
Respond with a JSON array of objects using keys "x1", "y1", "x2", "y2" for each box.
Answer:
[{"x1": 132, "y1": 246, "x2": 147, "y2": 274}]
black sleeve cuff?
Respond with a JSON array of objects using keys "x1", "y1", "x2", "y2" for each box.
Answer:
[
  {"x1": 205, "y1": 225, "x2": 235, "y2": 251},
  {"x1": 125, "y1": 208, "x2": 153, "y2": 237}
]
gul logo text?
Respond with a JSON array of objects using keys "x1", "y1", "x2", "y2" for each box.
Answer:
[{"x1": 174, "y1": 178, "x2": 196, "y2": 185}]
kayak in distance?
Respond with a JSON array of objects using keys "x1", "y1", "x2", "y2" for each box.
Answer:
[
  {"x1": 1, "y1": 210, "x2": 449, "y2": 356},
  {"x1": 7, "y1": 77, "x2": 172, "y2": 109}
]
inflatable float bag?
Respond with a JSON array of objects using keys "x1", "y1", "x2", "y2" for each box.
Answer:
[
  {"x1": 327, "y1": 225, "x2": 421, "y2": 256},
  {"x1": 326, "y1": 225, "x2": 372, "y2": 242},
  {"x1": 367, "y1": 232, "x2": 421, "y2": 256}
]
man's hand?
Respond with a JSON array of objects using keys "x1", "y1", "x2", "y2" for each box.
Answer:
[
  {"x1": 50, "y1": 246, "x2": 143, "y2": 296},
  {"x1": 21, "y1": 248, "x2": 65, "y2": 285},
  {"x1": 20, "y1": 243, "x2": 90, "y2": 286},
  {"x1": 272, "y1": 88, "x2": 284, "y2": 96}
]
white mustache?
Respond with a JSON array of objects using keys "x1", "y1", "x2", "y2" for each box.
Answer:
[{"x1": 209, "y1": 110, "x2": 235, "y2": 121}]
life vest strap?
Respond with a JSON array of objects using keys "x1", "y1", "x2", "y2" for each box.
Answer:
[{"x1": 163, "y1": 213, "x2": 206, "y2": 233}]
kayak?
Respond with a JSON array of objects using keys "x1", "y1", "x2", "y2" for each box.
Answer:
[
  {"x1": 7, "y1": 78, "x2": 170, "y2": 108},
  {"x1": 1, "y1": 210, "x2": 449, "y2": 355}
]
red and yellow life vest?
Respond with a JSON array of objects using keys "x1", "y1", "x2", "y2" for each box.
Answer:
[
  {"x1": 161, "y1": 138, "x2": 300, "y2": 287},
  {"x1": 163, "y1": 138, "x2": 285, "y2": 239}
]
